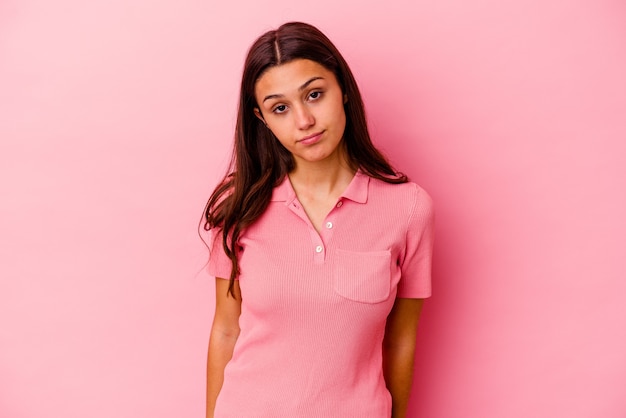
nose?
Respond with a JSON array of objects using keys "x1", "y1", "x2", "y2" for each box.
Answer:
[{"x1": 294, "y1": 105, "x2": 315, "y2": 130}]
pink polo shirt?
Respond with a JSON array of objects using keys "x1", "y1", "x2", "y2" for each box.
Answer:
[{"x1": 208, "y1": 171, "x2": 434, "y2": 417}]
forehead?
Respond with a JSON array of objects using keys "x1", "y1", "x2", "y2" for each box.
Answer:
[{"x1": 255, "y1": 59, "x2": 336, "y2": 96}]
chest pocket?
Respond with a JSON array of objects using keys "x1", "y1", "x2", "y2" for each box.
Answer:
[{"x1": 333, "y1": 249, "x2": 392, "y2": 304}]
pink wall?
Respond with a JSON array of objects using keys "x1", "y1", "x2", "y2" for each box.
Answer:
[{"x1": 1, "y1": 0, "x2": 625, "y2": 417}]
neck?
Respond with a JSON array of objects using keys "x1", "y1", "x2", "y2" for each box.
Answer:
[{"x1": 288, "y1": 155, "x2": 356, "y2": 199}]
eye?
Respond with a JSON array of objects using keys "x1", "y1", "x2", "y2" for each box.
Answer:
[
  {"x1": 272, "y1": 104, "x2": 288, "y2": 114},
  {"x1": 308, "y1": 91, "x2": 322, "y2": 101}
]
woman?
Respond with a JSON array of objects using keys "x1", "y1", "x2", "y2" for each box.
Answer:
[{"x1": 203, "y1": 22, "x2": 434, "y2": 418}]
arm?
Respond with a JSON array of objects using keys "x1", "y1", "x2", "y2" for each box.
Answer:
[
  {"x1": 383, "y1": 297, "x2": 425, "y2": 418},
  {"x1": 206, "y1": 278, "x2": 242, "y2": 418}
]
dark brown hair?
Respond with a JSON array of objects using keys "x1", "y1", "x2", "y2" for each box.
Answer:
[{"x1": 202, "y1": 21, "x2": 407, "y2": 296}]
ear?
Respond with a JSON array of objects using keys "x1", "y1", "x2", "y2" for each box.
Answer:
[
  {"x1": 343, "y1": 94, "x2": 348, "y2": 104},
  {"x1": 254, "y1": 108, "x2": 266, "y2": 125}
]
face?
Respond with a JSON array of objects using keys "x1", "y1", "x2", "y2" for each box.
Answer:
[{"x1": 254, "y1": 59, "x2": 347, "y2": 168}]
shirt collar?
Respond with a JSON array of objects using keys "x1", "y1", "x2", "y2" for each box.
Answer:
[
  {"x1": 339, "y1": 170, "x2": 369, "y2": 203},
  {"x1": 270, "y1": 169, "x2": 369, "y2": 204},
  {"x1": 270, "y1": 176, "x2": 296, "y2": 203}
]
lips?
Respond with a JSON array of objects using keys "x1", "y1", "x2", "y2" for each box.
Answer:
[{"x1": 297, "y1": 131, "x2": 324, "y2": 145}]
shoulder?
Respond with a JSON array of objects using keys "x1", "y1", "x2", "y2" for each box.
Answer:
[
  {"x1": 368, "y1": 177, "x2": 433, "y2": 209},
  {"x1": 367, "y1": 178, "x2": 434, "y2": 234}
]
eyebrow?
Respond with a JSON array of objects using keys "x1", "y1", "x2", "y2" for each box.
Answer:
[{"x1": 262, "y1": 76, "x2": 325, "y2": 103}]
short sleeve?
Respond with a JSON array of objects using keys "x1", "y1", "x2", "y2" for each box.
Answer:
[
  {"x1": 207, "y1": 227, "x2": 234, "y2": 280},
  {"x1": 397, "y1": 186, "x2": 435, "y2": 298}
]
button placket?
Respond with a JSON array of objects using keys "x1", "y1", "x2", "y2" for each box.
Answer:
[
  {"x1": 311, "y1": 233, "x2": 325, "y2": 264},
  {"x1": 287, "y1": 199, "x2": 324, "y2": 262},
  {"x1": 288, "y1": 196, "x2": 346, "y2": 264},
  {"x1": 316, "y1": 199, "x2": 343, "y2": 261}
]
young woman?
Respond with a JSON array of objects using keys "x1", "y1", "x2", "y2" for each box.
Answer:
[{"x1": 203, "y1": 22, "x2": 434, "y2": 418}]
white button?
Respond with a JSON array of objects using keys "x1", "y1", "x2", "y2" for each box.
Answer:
[
  {"x1": 336, "y1": 201, "x2": 343, "y2": 208},
  {"x1": 326, "y1": 222, "x2": 333, "y2": 229},
  {"x1": 315, "y1": 245, "x2": 323, "y2": 253}
]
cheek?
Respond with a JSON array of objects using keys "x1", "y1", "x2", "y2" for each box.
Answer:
[
  {"x1": 329, "y1": 97, "x2": 347, "y2": 122},
  {"x1": 333, "y1": 105, "x2": 347, "y2": 131},
  {"x1": 267, "y1": 124, "x2": 291, "y2": 146}
]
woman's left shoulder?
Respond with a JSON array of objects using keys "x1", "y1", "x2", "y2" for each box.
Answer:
[
  {"x1": 369, "y1": 177, "x2": 433, "y2": 207},
  {"x1": 367, "y1": 178, "x2": 434, "y2": 230}
]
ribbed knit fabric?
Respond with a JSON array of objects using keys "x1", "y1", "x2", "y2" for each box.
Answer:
[{"x1": 208, "y1": 170, "x2": 434, "y2": 417}]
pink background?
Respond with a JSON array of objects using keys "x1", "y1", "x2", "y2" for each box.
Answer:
[{"x1": 1, "y1": 0, "x2": 625, "y2": 417}]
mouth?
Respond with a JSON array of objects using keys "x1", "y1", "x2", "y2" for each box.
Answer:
[{"x1": 297, "y1": 131, "x2": 324, "y2": 144}]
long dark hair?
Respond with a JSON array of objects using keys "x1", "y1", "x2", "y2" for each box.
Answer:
[{"x1": 202, "y1": 21, "x2": 407, "y2": 296}]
